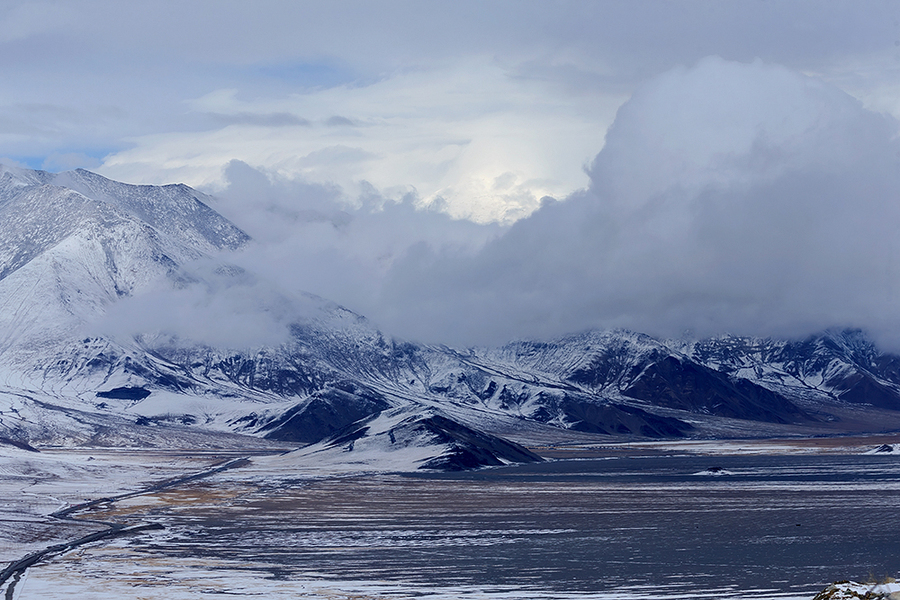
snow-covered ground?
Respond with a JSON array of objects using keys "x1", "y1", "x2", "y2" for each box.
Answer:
[
  {"x1": 0, "y1": 445, "x2": 262, "y2": 567},
  {"x1": 5, "y1": 440, "x2": 900, "y2": 600},
  {"x1": 13, "y1": 556, "x2": 819, "y2": 600}
]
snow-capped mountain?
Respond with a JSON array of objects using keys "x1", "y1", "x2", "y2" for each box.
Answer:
[
  {"x1": 3, "y1": 165, "x2": 900, "y2": 469},
  {"x1": 0, "y1": 165, "x2": 248, "y2": 375}
]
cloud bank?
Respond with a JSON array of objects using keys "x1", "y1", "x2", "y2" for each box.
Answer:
[
  {"x1": 365, "y1": 58, "x2": 900, "y2": 347},
  {"x1": 95, "y1": 159, "x2": 503, "y2": 350},
  {"x1": 93, "y1": 58, "x2": 900, "y2": 351},
  {"x1": 213, "y1": 160, "x2": 504, "y2": 310},
  {"x1": 98, "y1": 262, "x2": 301, "y2": 349}
]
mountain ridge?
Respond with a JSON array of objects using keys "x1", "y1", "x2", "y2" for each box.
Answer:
[{"x1": 3, "y1": 166, "x2": 900, "y2": 470}]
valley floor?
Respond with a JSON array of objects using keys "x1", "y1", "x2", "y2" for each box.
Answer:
[{"x1": 3, "y1": 435, "x2": 900, "y2": 600}]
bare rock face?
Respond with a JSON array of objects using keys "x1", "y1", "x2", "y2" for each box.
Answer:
[
  {"x1": 620, "y1": 355, "x2": 811, "y2": 423},
  {"x1": 255, "y1": 383, "x2": 392, "y2": 444}
]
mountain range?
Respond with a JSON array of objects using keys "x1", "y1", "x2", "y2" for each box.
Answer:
[{"x1": 2, "y1": 164, "x2": 900, "y2": 470}]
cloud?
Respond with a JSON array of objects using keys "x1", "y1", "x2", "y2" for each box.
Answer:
[
  {"x1": 3, "y1": 1, "x2": 899, "y2": 222},
  {"x1": 96, "y1": 261, "x2": 300, "y2": 350},
  {"x1": 98, "y1": 59, "x2": 616, "y2": 222},
  {"x1": 0, "y1": 156, "x2": 30, "y2": 169},
  {"x1": 168, "y1": 160, "x2": 504, "y2": 339},
  {"x1": 41, "y1": 151, "x2": 102, "y2": 171},
  {"x1": 91, "y1": 158, "x2": 504, "y2": 350},
  {"x1": 86, "y1": 58, "x2": 900, "y2": 352},
  {"x1": 0, "y1": 2, "x2": 75, "y2": 43},
  {"x1": 5, "y1": 2, "x2": 900, "y2": 350},
  {"x1": 366, "y1": 58, "x2": 900, "y2": 348},
  {"x1": 208, "y1": 112, "x2": 311, "y2": 128},
  {"x1": 325, "y1": 115, "x2": 357, "y2": 127}
]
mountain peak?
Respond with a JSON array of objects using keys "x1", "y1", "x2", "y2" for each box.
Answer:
[
  {"x1": 0, "y1": 168, "x2": 252, "y2": 374},
  {"x1": 49, "y1": 168, "x2": 250, "y2": 252}
]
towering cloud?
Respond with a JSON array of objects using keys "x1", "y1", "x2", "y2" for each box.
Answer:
[
  {"x1": 370, "y1": 58, "x2": 900, "y2": 348},
  {"x1": 88, "y1": 58, "x2": 900, "y2": 352}
]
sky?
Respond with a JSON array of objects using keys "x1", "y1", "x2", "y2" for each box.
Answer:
[{"x1": 3, "y1": 1, "x2": 900, "y2": 348}]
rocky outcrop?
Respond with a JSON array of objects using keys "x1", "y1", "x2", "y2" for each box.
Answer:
[{"x1": 813, "y1": 580, "x2": 900, "y2": 600}]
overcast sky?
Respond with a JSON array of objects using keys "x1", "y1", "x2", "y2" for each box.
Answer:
[{"x1": 4, "y1": 1, "x2": 900, "y2": 348}]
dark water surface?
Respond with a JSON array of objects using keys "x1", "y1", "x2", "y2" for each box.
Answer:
[{"x1": 130, "y1": 453, "x2": 900, "y2": 598}]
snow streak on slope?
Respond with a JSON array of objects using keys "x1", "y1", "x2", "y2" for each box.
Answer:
[{"x1": 258, "y1": 405, "x2": 543, "y2": 474}]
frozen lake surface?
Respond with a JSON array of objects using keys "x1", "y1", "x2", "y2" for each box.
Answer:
[{"x1": 11, "y1": 452, "x2": 900, "y2": 599}]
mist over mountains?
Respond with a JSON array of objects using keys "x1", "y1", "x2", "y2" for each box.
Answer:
[
  {"x1": 3, "y1": 58, "x2": 900, "y2": 470},
  {"x1": 3, "y1": 155, "x2": 900, "y2": 469}
]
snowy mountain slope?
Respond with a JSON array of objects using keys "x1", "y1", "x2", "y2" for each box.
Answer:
[
  {"x1": 0, "y1": 165, "x2": 246, "y2": 283},
  {"x1": 3, "y1": 165, "x2": 900, "y2": 461},
  {"x1": 128, "y1": 320, "x2": 700, "y2": 443},
  {"x1": 67, "y1": 320, "x2": 900, "y2": 448},
  {"x1": 0, "y1": 165, "x2": 249, "y2": 377},
  {"x1": 454, "y1": 330, "x2": 812, "y2": 427},
  {"x1": 681, "y1": 330, "x2": 900, "y2": 410},
  {"x1": 262, "y1": 405, "x2": 544, "y2": 473},
  {"x1": 51, "y1": 168, "x2": 249, "y2": 252}
]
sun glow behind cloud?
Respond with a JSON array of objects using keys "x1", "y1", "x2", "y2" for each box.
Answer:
[{"x1": 99, "y1": 59, "x2": 624, "y2": 223}]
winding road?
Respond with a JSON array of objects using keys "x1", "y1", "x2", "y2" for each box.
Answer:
[{"x1": 0, "y1": 456, "x2": 251, "y2": 599}]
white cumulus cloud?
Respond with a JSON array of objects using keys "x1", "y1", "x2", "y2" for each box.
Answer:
[{"x1": 365, "y1": 58, "x2": 900, "y2": 348}]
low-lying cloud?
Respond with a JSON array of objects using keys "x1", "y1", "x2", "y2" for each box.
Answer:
[
  {"x1": 97, "y1": 261, "x2": 301, "y2": 349},
  {"x1": 212, "y1": 160, "x2": 504, "y2": 334},
  {"x1": 96, "y1": 158, "x2": 504, "y2": 350}
]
